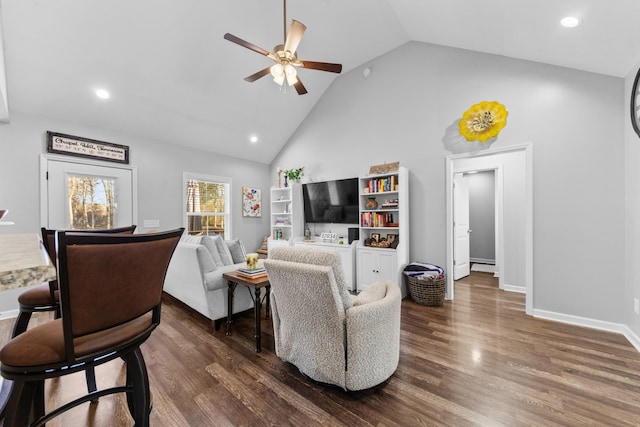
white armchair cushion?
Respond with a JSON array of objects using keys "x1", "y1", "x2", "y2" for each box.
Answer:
[
  {"x1": 269, "y1": 246, "x2": 352, "y2": 311},
  {"x1": 351, "y1": 281, "x2": 387, "y2": 306}
]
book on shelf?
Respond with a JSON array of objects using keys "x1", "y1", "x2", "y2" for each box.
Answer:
[
  {"x1": 360, "y1": 212, "x2": 395, "y2": 227},
  {"x1": 366, "y1": 175, "x2": 397, "y2": 193}
]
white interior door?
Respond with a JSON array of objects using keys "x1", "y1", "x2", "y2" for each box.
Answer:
[
  {"x1": 453, "y1": 173, "x2": 470, "y2": 280},
  {"x1": 44, "y1": 158, "x2": 134, "y2": 229}
]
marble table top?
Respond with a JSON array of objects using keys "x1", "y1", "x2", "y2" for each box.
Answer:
[{"x1": 0, "y1": 233, "x2": 57, "y2": 291}]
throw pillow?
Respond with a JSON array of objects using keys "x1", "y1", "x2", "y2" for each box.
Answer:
[
  {"x1": 352, "y1": 281, "x2": 387, "y2": 306},
  {"x1": 195, "y1": 245, "x2": 217, "y2": 275},
  {"x1": 200, "y1": 236, "x2": 225, "y2": 268},
  {"x1": 225, "y1": 239, "x2": 246, "y2": 264},
  {"x1": 211, "y1": 235, "x2": 233, "y2": 265},
  {"x1": 181, "y1": 234, "x2": 202, "y2": 245}
]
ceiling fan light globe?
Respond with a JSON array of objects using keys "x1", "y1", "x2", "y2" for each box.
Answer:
[{"x1": 270, "y1": 64, "x2": 285, "y2": 85}]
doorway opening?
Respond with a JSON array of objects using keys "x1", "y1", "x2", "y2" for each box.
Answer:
[
  {"x1": 445, "y1": 144, "x2": 533, "y2": 315},
  {"x1": 453, "y1": 170, "x2": 498, "y2": 281}
]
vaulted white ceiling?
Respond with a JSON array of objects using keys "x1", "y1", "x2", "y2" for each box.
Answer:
[{"x1": 2, "y1": 0, "x2": 639, "y2": 164}]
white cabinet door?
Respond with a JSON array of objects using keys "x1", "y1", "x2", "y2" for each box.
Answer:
[{"x1": 357, "y1": 248, "x2": 398, "y2": 292}]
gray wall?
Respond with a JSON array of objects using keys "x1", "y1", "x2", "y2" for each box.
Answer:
[
  {"x1": 625, "y1": 63, "x2": 640, "y2": 339},
  {"x1": 467, "y1": 171, "x2": 495, "y2": 263},
  {"x1": 272, "y1": 41, "x2": 626, "y2": 325},
  {"x1": 0, "y1": 111, "x2": 271, "y2": 313}
]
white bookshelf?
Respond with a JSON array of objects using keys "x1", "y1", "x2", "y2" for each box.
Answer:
[
  {"x1": 357, "y1": 166, "x2": 409, "y2": 297},
  {"x1": 268, "y1": 183, "x2": 303, "y2": 251}
]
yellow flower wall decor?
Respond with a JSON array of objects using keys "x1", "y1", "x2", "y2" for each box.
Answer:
[{"x1": 459, "y1": 101, "x2": 508, "y2": 142}]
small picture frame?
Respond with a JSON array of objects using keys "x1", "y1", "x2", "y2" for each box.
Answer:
[
  {"x1": 370, "y1": 233, "x2": 380, "y2": 242},
  {"x1": 386, "y1": 233, "x2": 397, "y2": 244}
]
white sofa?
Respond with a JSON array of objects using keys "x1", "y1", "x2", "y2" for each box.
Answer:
[{"x1": 164, "y1": 234, "x2": 255, "y2": 329}]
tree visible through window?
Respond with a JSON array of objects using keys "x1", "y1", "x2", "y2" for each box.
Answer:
[
  {"x1": 67, "y1": 175, "x2": 116, "y2": 229},
  {"x1": 185, "y1": 176, "x2": 230, "y2": 237}
]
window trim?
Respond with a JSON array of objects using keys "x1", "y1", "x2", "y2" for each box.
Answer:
[{"x1": 183, "y1": 172, "x2": 232, "y2": 239}]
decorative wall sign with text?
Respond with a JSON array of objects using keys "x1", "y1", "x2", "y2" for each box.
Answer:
[{"x1": 47, "y1": 131, "x2": 130, "y2": 164}]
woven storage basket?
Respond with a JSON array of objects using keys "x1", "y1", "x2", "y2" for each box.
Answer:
[{"x1": 406, "y1": 275, "x2": 446, "y2": 306}]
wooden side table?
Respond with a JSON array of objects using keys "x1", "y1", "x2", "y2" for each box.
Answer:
[{"x1": 222, "y1": 270, "x2": 270, "y2": 352}]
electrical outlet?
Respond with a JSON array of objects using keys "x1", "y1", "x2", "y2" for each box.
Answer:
[
  {"x1": 635, "y1": 298, "x2": 640, "y2": 315},
  {"x1": 143, "y1": 219, "x2": 160, "y2": 228}
]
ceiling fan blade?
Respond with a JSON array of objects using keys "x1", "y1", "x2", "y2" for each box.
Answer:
[
  {"x1": 244, "y1": 67, "x2": 272, "y2": 82},
  {"x1": 284, "y1": 20, "x2": 306, "y2": 54},
  {"x1": 224, "y1": 33, "x2": 271, "y2": 57},
  {"x1": 299, "y1": 60, "x2": 342, "y2": 74},
  {"x1": 293, "y1": 78, "x2": 308, "y2": 95}
]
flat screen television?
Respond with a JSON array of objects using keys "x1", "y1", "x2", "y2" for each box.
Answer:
[{"x1": 302, "y1": 178, "x2": 359, "y2": 224}]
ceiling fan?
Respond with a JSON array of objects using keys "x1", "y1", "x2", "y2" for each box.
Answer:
[{"x1": 223, "y1": 0, "x2": 342, "y2": 95}]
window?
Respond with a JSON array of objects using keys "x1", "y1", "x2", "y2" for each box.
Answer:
[
  {"x1": 68, "y1": 175, "x2": 117, "y2": 229},
  {"x1": 184, "y1": 173, "x2": 231, "y2": 238}
]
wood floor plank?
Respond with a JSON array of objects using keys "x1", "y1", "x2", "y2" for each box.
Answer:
[{"x1": 1, "y1": 271, "x2": 639, "y2": 426}]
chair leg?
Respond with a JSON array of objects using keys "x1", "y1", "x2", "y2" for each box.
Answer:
[
  {"x1": 11, "y1": 310, "x2": 33, "y2": 338},
  {"x1": 85, "y1": 367, "x2": 98, "y2": 402},
  {"x1": 125, "y1": 348, "x2": 151, "y2": 427},
  {"x1": 3, "y1": 380, "x2": 38, "y2": 427}
]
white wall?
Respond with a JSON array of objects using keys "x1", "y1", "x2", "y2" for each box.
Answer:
[
  {"x1": 0, "y1": 111, "x2": 271, "y2": 312},
  {"x1": 272, "y1": 41, "x2": 626, "y2": 324}
]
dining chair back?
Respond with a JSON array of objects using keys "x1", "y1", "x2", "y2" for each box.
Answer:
[{"x1": 0, "y1": 228, "x2": 182, "y2": 427}]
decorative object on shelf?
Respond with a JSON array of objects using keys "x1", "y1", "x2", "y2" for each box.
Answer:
[
  {"x1": 320, "y1": 232, "x2": 337, "y2": 242},
  {"x1": 365, "y1": 197, "x2": 378, "y2": 210},
  {"x1": 0, "y1": 209, "x2": 8, "y2": 221},
  {"x1": 283, "y1": 167, "x2": 304, "y2": 183},
  {"x1": 369, "y1": 161, "x2": 399, "y2": 175},
  {"x1": 46, "y1": 131, "x2": 130, "y2": 164},
  {"x1": 304, "y1": 227, "x2": 311, "y2": 240},
  {"x1": 459, "y1": 101, "x2": 508, "y2": 142},
  {"x1": 242, "y1": 187, "x2": 262, "y2": 217},
  {"x1": 245, "y1": 253, "x2": 259, "y2": 271},
  {"x1": 277, "y1": 167, "x2": 282, "y2": 188}
]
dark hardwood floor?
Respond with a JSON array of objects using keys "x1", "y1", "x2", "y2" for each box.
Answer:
[{"x1": 2, "y1": 271, "x2": 639, "y2": 426}]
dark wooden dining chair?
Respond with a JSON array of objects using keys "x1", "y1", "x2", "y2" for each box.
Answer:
[
  {"x1": 12, "y1": 225, "x2": 138, "y2": 338},
  {"x1": 0, "y1": 228, "x2": 183, "y2": 427},
  {"x1": 6, "y1": 225, "x2": 138, "y2": 405}
]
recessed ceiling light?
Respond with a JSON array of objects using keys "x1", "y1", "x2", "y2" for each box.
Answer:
[
  {"x1": 95, "y1": 89, "x2": 110, "y2": 99},
  {"x1": 560, "y1": 16, "x2": 581, "y2": 28},
  {"x1": 249, "y1": 135, "x2": 258, "y2": 143}
]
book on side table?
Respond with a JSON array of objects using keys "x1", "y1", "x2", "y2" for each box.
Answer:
[{"x1": 236, "y1": 267, "x2": 267, "y2": 279}]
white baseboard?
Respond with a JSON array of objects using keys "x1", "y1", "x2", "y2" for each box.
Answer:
[
  {"x1": 503, "y1": 284, "x2": 525, "y2": 293},
  {"x1": 0, "y1": 309, "x2": 19, "y2": 321},
  {"x1": 533, "y1": 309, "x2": 640, "y2": 353},
  {"x1": 470, "y1": 258, "x2": 495, "y2": 265}
]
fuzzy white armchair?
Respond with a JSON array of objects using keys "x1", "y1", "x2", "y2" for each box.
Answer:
[{"x1": 264, "y1": 246, "x2": 401, "y2": 391}]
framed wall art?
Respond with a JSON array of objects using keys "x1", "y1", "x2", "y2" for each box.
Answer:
[{"x1": 242, "y1": 187, "x2": 262, "y2": 217}]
